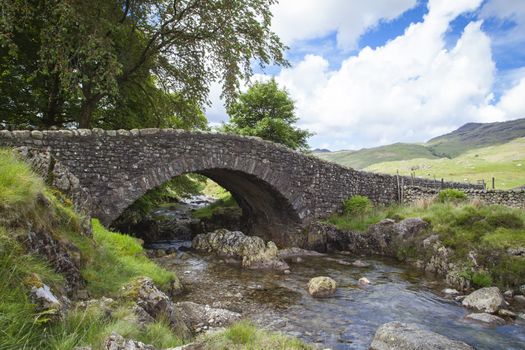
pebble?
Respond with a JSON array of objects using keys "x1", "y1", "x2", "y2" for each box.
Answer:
[
  {"x1": 358, "y1": 277, "x2": 370, "y2": 286},
  {"x1": 284, "y1": 269, "x2": 291, "y2": 275},
  {"x1": 443, "y1": 288, "x2": 460, "y2": 295}
]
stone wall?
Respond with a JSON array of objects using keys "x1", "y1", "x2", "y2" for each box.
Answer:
[
  {"x1": 0, "y1": 128, "x2": 483, "y2": 245},
  {"x1": 403, "y1": 186, "x2": 525, "y2": 209}
]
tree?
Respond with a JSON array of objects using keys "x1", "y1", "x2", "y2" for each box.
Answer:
[
  {"x1": 0, "y1": 0, "x2": 288, "y2": 129},
  {"x1": 223, "y1": 79, "x2": 312, "y2": 151}
]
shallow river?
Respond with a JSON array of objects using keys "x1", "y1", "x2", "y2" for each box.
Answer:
[{"x1": 150, "y1": 239, "x2": 525, "y2": 350}]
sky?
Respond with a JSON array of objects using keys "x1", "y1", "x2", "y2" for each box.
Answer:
[{"x1": 206, "y1": 0, "x2": 525, "y2": 151}]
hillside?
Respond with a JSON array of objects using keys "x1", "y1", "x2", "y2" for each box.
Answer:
[
  {"x1": 427, "y1": 118, "x2": 525, "y2": 157},
  {"x1": 364, "y1": 137, "x2": 525, "y2": 190},
  {"x1": 316, "y1": 143, "x2": 439, "y2": 169},
  {"x1": 314, "y1": 118, "x2": 525, "y2": 170}
]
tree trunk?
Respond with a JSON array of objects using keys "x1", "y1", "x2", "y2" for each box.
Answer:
[
  {"x1": 79, "y1": 93, "x2": 102, "y2": 129},
  {"x1": 43, "y1": 73, "x2": 64, "y2": 127}
]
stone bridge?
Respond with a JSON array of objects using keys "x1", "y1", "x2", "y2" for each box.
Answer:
[{"x1": 0, "y1": 129, "x2": 479, "y2": 246}]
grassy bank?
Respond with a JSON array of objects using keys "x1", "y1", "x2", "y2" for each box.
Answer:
[{"x1": 327, "y1": 195, "x2": 525, "y2": 288}]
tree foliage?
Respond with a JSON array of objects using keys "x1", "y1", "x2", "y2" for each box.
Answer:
[
  {"x1": 0, "y1": 0, "x2": 288, "y2": 129},
  {"x1": 223, "y1": 79, "x2": 312, "y2": 151}
]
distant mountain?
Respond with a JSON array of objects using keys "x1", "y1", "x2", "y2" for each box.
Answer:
[
  {"x1": 314, "y1": 118, "x2": 525, "y2": 169},
  {"x1": 312, "y1": 148, "x2": 331, "y2": 153},
  {"x1": 427, "y1": 118, "x2": 525, "y2": 157}
]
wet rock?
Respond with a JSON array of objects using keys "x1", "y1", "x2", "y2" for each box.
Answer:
[
  {"x1": 498, "y1": 309, "x2": 517, "y2": 318},
  {"x1": 192, "y1": 229, "x2": 289, "y2": 271},
  {"x1": 175, "y1": 301, "x2": 241, "y2": 331},
  {"x1": 370, "y1": 321, "x2": 474, "y2": 350},
  {"x1": 307, "y1": 276, "x2": 337, "y2": 298},
  {"x1": 277, "y1": 247, "x2": 325, "y2": 259},
  {"x1": 351, "y1": 259, "x2": 370, "y2": 267},
  {"x1": 123, "y1": 277, "x2": 189, "y2": 335},
  {"x1": 103, "y1": 332, "x2": 156, "y2": 350},
  {"x1": 518, "y1": 313, "x2": 525, "y2": 321},
  {"x1": 465, "y1": 312, "x2": 506, "y2": 325},
  {"x1": 519, "y1": 285, "x2": 525, "y2": 295},
  {"x1": 358, "y1": 277, "x2": 371, "y2": 286},
  {"x1": 325, "y1": 257, "x2": 352, "y2": 266},
  {"x1": 443, "y1": 288, "x2": 460, "y2": 295},
  {"x1": 514, "y1": 295, "x2": 525, "y2": 305},
  {"x1": 462, "y1": 287, "x2": 505, "y2": 313},
  {"x1": 503, "y1": 290, "x2": 514, "y2": 298}
]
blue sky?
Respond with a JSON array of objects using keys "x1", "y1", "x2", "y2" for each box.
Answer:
[{"x1": 206, "y1": 0, "x2": 525, "y2": 150}]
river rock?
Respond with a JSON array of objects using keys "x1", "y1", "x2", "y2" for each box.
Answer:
[
  {"x1": 443, "y1": 288, "x2": 460, "y2": 295},
  {"x1": 175, "y1": 301, "x2": 241, "y2": 331},
  {"x1": 498, "y1": 309, "x2": 517, "y2": 318},
  {"x1": 514, "y1": 295, "x2": 525, "y2": 305},
  {"x1": 123, "y1": 277, "x2": 189, "y2": 335},
  {"x1": 192, "y1": 229, "x2": 289, "y2": 271},
  {"x1": 462, "y1": 287, "x2": 505, "y2": 313},
  {"x1": 370, "y1": 322, "x2": 474, "y2": 350},
  {"x1": 358, "y1": 277, "x2": 370, "y2": 286},
  {"x1": 103, "y1": 332, "x2": 156, "y2": 350},
  {"x1": 519, "y1": 285, "x2": 525, "y2": 295},
  {"x1": 465, "y1": 312, "x2": 506, "y2": 325},
  {"x1": 277, "y1": 247, "x2": 324, "y2": 259},
  {"x1": 307, "y1": 276, "x2": 337, "y2": 298},
  {"x1": 352, "y1": 259, "x2": 370, "y2": 267}
]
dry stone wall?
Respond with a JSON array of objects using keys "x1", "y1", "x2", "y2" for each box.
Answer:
[{"x1": 403, "y1": 186, "x2": 525, "y2": 209}]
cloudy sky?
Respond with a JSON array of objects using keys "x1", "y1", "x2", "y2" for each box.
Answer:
[{"x1": 206, "y1": 0, "x2": 525, "y2": 150}]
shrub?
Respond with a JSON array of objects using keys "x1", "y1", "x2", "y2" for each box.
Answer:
[
  {"x1": 343, "y1": 195, "x2": 372, "y2": 217},
  {"x1": 472, "y1": 271, "x2": 493, "y2": 288},
  {"x1": 486, "y1": 212, "x2": 523, "y2": 229},
  {"x1": 438, "y1": 188, "x2": 467, "y2": 203}
]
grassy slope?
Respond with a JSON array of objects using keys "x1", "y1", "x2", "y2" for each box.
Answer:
[
  {"x1": 327, "y1": 198, "x2": 525, "y2": 288},
  {"x1": 364, "y1": 137, "x2": 525, "y2": 189},
  {"x1": 315, "y1": 143, "x2": 438, "y2": 169},
  {"x1": 0, "y1": 149, "x2": 309, "y2": 350},
  {"x1": 427, "y1": 117, "x2": 525, "y2": 157}
]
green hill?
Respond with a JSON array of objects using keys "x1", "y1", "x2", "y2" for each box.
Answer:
[
  {"x1": 364, "y1": 138, "x2": 525, "y2": 190},
  {"x1": 314, "y1": 118, "x2": 525, "y2": 169},
  {"x1": 316, "y1": 143, "x2": 439, "y2": 169},
  {"x1": 427, "y1": 118, "x2": 525, "y2": 157}
]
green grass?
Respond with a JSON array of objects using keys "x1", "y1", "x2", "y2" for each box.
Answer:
[
  {"x1": 198, "y1": 321, "x2": 312, "y2": 350},
  {"x1": 81, "y1": 220, "x2": 176, "y2": 297},
  {"x1": 328, "y1": 199, "x2": 525, "y2": 288},
  {"x1": 0, "y1": 149, "x2": 184, "y2": 349},
  {"x1": 365, "y1": 138, "x2": 525, "y2": 189}
]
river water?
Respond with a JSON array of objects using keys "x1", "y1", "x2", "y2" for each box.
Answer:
[
  {"x1": 145, "y1": 198, "x2": 525, "y2": 349},
  {"x1": 151, "y1": 240, "x2": 525, "y2": 350}
]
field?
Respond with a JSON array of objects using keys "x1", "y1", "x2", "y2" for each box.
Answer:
[{"x1": 364, "y1": 138, "x2": 525, "y2": 190}]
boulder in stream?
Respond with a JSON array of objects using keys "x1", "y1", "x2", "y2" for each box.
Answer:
[
  {"x1": 465, "y1": 312, "x2": 506, "y2": 326},
  {"x1": 192, "y1": 229, "x2": 289, "y2": 271},
  {"x1": 370, "y1": 321, "x2": 474, "y2": 350},
  {"x1": 462, "y1": 287, "x2": 505, "y2": 313},
  {"x1": 307, "y1": 276, "x2": 337, "y2": 298}
]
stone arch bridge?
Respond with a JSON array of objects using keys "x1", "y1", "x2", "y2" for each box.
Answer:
[{"x1": 0, "y1": 129, "x2": 478, "y2": 246}]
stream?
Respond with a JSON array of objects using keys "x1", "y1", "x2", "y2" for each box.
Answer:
[{"x1": 145, "y1": 199, "x2": 525, "y2": 350}]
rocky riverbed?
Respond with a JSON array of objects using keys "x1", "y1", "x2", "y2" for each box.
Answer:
[{"x1": 151, "y1": 238, "x2": 525, "y2": 350}]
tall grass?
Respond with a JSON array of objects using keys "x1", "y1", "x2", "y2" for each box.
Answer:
[
  {"x1": 81, "y1": 220, "x2": 176, "y2": 297},
  {"x1": 199, "y1": 321, "x2": 312, "y2": 350}
]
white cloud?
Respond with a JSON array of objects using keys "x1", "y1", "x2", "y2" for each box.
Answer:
[
  {"x1": 480, "y1": 0, "x2": 525, "y2": 45},
  {"x1": 206, "y1": 0, "x2": 525, "y2": 149},
  {"x1": 271, "y1": 0, "x2": 417, "y2": 50}
]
